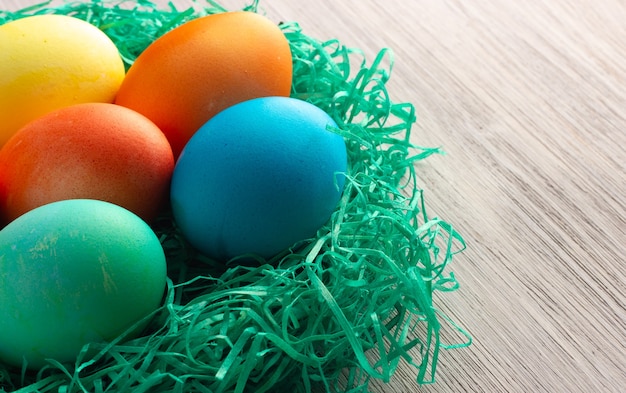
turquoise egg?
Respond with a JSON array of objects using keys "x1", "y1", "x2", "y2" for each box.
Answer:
[
  {"x1": 0, "y1": 199, "x2": 166, "y2": 369},
  {"x1": 170, "y1": 97, "x2": 347, "y2": 260}
]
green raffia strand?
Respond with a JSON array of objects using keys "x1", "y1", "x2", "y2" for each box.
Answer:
[{"x1": 0, "y1": 1, "x2": 471, "y2": 392}]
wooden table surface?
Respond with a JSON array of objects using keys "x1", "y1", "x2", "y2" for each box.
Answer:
[{"x1": 3, "y1": 0, "x2": 625, "y2": 392}]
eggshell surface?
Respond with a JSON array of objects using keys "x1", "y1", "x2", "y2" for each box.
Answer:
[
  {"x1": 114, "y1": 11, "x2": 293, "y2": 157},
  {"x1": 0, "y1": 199, "x2": 167, "y2": 369},
  {"x1": 0, "y1": 103, "x2": 174, "y2": 224},
  {"x1": 0, "y1": 14, "x2": 125, "y2": 147},
  {"x1": 170, "y1": 97, "x2": 347, "y2": 261}
]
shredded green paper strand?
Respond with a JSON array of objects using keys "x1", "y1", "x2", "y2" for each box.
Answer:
[{"x1": 0, "y1": 1, "x2": 471, "y2": 392}]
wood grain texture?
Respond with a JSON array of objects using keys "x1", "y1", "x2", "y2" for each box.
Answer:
[{"x1": 3, "y1": 0, "x2": 625, "y2": 392}]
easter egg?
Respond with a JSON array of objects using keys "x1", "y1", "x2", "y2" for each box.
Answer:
[
  {"x1": 0, "y1": 103, "x2": 174, "y2": 225},
  {"x1": 170, "y1": 97, "x2": 347, "y2": 261},
  {"x1": 0, "y1": 199, "x2": 167, "y2": 369},
  {"x1": 0, "y1": 14, "x2": 125, "y2": 148},
  {"x1": 114, "y1": 11, "x2": 292, "y2": 157}
]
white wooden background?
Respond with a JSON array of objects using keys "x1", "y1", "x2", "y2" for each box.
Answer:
[{"x1": 3, "y1": 0, "x2": 625, "y2": 392}]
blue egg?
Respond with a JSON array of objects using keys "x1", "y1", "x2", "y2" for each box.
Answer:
[{"x1": 170, "y1": 97, "x2": 347, "y2": 260}]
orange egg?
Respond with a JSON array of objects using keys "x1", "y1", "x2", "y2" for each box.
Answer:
[
  {"x1": 0, "y1": 103, "x2": 174, "y2": 224},
  {"x1": 114, "y1": 11, "x2": 293, "y2": 157}
]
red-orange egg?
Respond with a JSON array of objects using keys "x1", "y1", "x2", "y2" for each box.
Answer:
[
  {"x1": 0, "y1": 103, "x2": 174, "y2": 224},
  {"x1": 114, "y1": 11, "x2": 293, "y2": 157}
]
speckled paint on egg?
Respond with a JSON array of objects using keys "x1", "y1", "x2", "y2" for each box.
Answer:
[
  {"x1": 114, "y1": 11, "x2": 293, "y2": 157},
  {"x1": 0, "y1": 199, "x2": 167, "y2": 369},
  {"x1": 0, "y1": 103, "x2": 174, "y2": 224},
  {"x1": 170, "y1": 97, "x2": 348, "y2": 261}
]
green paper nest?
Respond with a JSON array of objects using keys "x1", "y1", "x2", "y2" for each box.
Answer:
[{"x1": 0, "y1": 1, "x2": 470, "y2": 392}]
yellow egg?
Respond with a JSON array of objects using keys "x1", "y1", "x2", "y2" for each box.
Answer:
[{"x1": 0, "y1": 14, "x2": 125, "y2": 147}]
